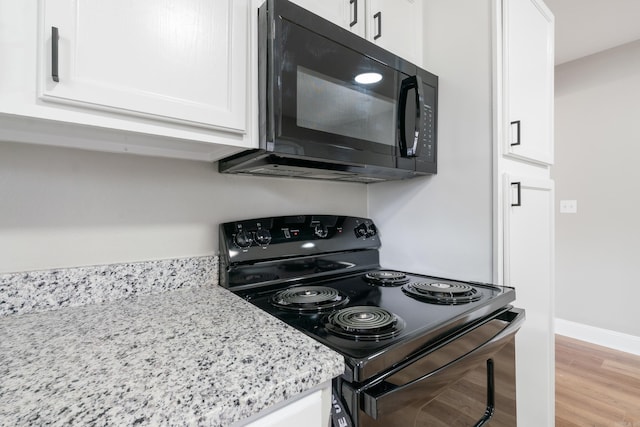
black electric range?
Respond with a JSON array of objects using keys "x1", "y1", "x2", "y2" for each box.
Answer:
[{"x1": 220, "y1": 215, "x2": 523, "y2": 426}]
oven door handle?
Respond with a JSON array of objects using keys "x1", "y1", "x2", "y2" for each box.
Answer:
[{"x1": 361, "y1": 308, "x2": 525, "y2": 420}]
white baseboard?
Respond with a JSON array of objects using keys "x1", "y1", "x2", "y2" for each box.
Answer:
[{"x1": 555, "y1": 318, "x2": 640, "y2": 356}]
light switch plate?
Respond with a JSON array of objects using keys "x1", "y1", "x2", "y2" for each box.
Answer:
[{"x1": 560, "y1": 199, "x2": 577, "y2": 213}]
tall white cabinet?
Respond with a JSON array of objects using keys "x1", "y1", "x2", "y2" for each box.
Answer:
[
  {"x1": 496, "y1": 0, "x2": 555, "y2": 426},
  {"x1": 370, "y1": 3, "x2": 555, "y2": 425}
]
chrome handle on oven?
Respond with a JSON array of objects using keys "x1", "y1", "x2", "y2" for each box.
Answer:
[
  {"x1": 361, "y1": 308, "x2": 525, "y2": 420},
  {"x1": 397, "y1": 75, "x2": 424, "y2": 158}
]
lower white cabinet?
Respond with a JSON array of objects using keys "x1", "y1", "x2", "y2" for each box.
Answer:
[
  {"x1": 236, "y1": 384, "x2": 331, "y2": 427},
  {"x1": 503, "y1": 174, "x2": 555, "y2": 427}
]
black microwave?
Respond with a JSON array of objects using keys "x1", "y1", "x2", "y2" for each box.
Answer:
[{"x1": 219, "y1": 0, "x2": 438, "y2": 183}]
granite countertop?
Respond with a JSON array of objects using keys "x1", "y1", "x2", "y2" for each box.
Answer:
[{"x1": 0, "y1": 286, "x2": 344, "y2": 426}]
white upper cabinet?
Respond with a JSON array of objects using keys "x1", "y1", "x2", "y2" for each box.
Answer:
[
  {"x1": 290, "y1": 0, "x2": 422, "y2": 65},
  {"x1": 0, "y1": 0, "x2": 255, "y2": 161},
  {"x1": 504, "y1": 0, "x2": 554, "y2": 165},
  {"x1": 365, "y1": 0, "x2": 422, "y2": 65},
  {"x1": 40, "y1": 0, "x2": 246, "y2": 132},
  {"x1": 289, "y1": 0, "x2": 365, "y2": 37}
]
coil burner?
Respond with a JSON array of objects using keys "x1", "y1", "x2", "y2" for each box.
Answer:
[
  {"x1": 363, "y1": 270, "x2": 410, "y2": 287},
  {"x1": 402, "y1": 282, "x2": 482, "y2": 305},
  {"x1": 271, "y1": 286, "x2": 348, "y2": 312},
  {"x1": 326, "y1": 306, "x2": 405, "y2": 341}
]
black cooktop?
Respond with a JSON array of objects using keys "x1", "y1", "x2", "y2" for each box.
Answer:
[
  {"x1": 236, "y1": 269, "x2": 515, "y2": 381},
  {"x1": 220, "y1": 215, "x2": 516, "y2": 382}
]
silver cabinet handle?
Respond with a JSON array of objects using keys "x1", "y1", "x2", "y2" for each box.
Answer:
[
  {"x1": 510, "y1": 120, "x2": 521, "y2": 146},
  {"x1": 349, "y1": 0, "x2": 358, "y2": 27},
  {"x1": 51, "y1": 26, "x2": 59, "y2": 82},
  {"x1": 373, "y1": 11, "x2": 382, "y2": 40},
  {"x1": 511, "y1": 182, "x2": 521, "y2": 207}
]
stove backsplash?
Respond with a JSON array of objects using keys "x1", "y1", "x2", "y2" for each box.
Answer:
[{"x1": 0, "y1": 256, "x2": 218, "y2": 317}]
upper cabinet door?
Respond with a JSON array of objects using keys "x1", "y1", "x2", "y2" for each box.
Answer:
[
  {"x1": 365, "y1": 0, "x2": 422, "y2": 65},
  {"x1": 39, "y1": 0, "x2": 247, "y2": 133},
  {"x1": 289, "y1": 0, "x2": 365, "y2": 37},
  {"x1": 290, "y1": 0, "x2": 422, "y2": 65},
  {"x1": 504, "y1": 0, "x2": 554, "y2": 165}
]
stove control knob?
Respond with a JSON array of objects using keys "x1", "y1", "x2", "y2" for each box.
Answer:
[
  {"x1": 234, "y1": 230, "x2": 253, "y2": 249},
  {"x1": 354, "y1": 223, "x2": 368, "y2": 238},
  {"x1": 365, "y1": 223, "x2": 377, "y2": 238},
  {"x1": 254, "y1": 229, "x2": 272, "y2": 246},
  {"x1": 314, "y1": 224, "x2": 329, "y2": 238}
]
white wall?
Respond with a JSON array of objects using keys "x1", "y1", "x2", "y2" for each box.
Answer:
[
  {"x1": 368, "y1": 0, "x2": 494, "y2": 282},
  {"x1": 554, "y1": 39, "x2": 640, "y2": 337},
  {"x1": 0, "y1": 0, "x2": 495, "y2": 281},
  {"x1": 0, "y1": 142, "x2": 367, "y2": 274}
]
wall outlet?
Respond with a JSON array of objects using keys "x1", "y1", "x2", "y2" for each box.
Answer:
[{"x1": 560, "y1": 199, "x2": 578, "y2": 213}]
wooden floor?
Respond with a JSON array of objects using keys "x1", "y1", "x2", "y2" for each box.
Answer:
[{"x1": 555, "y1": 335, "x2": 640, "y2": 427}]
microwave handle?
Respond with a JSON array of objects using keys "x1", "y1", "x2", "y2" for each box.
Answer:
[{"x1": 397, "y1": 75, "x2": 424, "y2": 158}]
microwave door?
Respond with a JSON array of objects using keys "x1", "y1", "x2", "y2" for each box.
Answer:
[{"x1": 275, "y1": 17, "x2": 400, "y2": 167}]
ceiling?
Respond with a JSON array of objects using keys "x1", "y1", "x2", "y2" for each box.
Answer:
[{"x1": 543, "y1": 0, "x2": 640, "y2": 64}]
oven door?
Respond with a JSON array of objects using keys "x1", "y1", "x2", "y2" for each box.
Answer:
[
  {"x1": 264, "y1": 0, "x2": 433, "y2": 172},
  {"x1": 339, "y1": 307, "x2": 524, "y2": 427}
]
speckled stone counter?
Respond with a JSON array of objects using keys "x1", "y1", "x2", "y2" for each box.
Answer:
[
  {"x1": 0, "y1": 286, "x2": 344, "y2": 426},
  {"x1": 0, "y1": 256, "x2": 218, "y2": 317}
]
